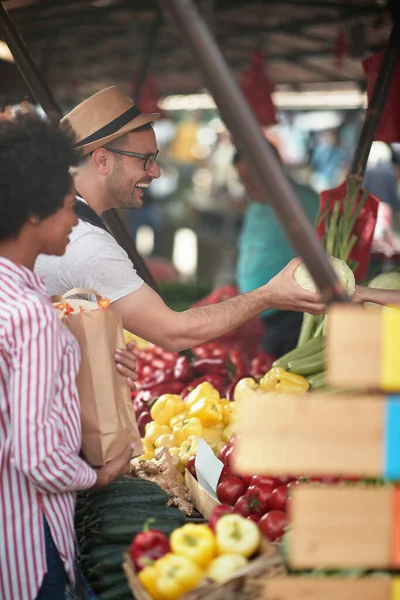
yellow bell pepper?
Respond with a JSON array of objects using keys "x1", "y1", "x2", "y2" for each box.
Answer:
[
  {"x1": 142, "y1": 437, "x2": 156, "y2": 455},
  {"x1": 222, "y1": 422, "x2": 236, "y2": 443},
  {"x1": 170, "y1": 523, "x2": 216, "y2": 568},
  {"x1": 214, "y1": 440, "x2": 226, "y2": 456},
  {"x1": 138, "y1": 563, "x2": 165, "y2": 600},
  {"x1": 168, "y1": 447, "x2": 185, "y2": 473},
  {"x1": 136, "y1": 450, "x2": 154, "y2": 461},
  {"x1": 259, "y1": 367, "x2": 309, "y2": 394},
  {"x1": 219, "y1": 398, "x2": 233, "y2": 425},
  {"x1": 154, "y1": 433, "x2": 178, "y2": 449},
  {"x1": 169, "y1": 411, "x2": 188, "y2": 430},
  {"x1": 207, "y1": 554, "x2": 248, "y2": 583},
  {"x1": 172, "y1": 417, "x2": 203, "y2": 446},
  {"x1": 145, "y1": 422, "x2": 171, "y2": 444},
  {"x1": 233, "y1": 377, "x2": 264, "y2": 402},
  {"x1": 215, "y1": 514, "x2": 261, "y2": 558},
  {"x1": 185, "y1": 382, "x2": 220, "y2": 408},
  {"x1": 202, "y1": 423, "x2": 224, "y2": 449},
  {"x1": 151, "y1": 394, "x2": 187, "y2": 426},
  {"x1": 155, "y1": 554, "x2": 204, "y2": 600},
  {"x1": 188, "y1": 397, "x2": 223, "y2": 427},
  {"x1": 178, "y1": 435, "x2": 198, "y2": 466}
]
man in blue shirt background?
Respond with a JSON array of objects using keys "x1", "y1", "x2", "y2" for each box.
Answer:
[{"x1": 234, "y1": 143, "x2": 319, "y2": 357}]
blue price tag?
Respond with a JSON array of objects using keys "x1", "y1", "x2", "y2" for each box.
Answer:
[{"x1": 384, "y1": 396, "x2": 400, "y2": 481}]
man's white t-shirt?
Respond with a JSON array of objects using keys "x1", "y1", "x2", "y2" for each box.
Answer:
[{"x1": 34, "y1": 218, "x2": 144, "y2": 301}]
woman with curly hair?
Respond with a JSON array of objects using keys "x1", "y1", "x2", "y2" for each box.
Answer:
[{"x1": 0, "y1": 109, "x2": 134, "y2": 600}]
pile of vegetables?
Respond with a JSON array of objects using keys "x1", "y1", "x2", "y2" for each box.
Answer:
[
  {"x1": 130, "y1": 514, "x2": 262, "y2": 599},
  {"x1": 137, "y1": 382, "x2": 235, "y2": 469},
  {"x1": 131, "y1": 342, "x2": 274, "y2": 437},
  {"x1": 76, "y1": 477, "x2": 186, "y2": 599}
]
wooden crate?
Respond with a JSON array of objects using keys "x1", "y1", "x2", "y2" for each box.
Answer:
[
  {"x1": 235, "y1": 393, "x2": 400, "y2": 478},
  {"x1": 184, "y1": 470, "x2": 219, "y2": 519},
  {"x1": 262, "y1": 578, "x2": 393, "y2": 599},
  {"x1": 326, "y1": 305, "x2": 400, "y2": 391},
  {"x1": 288, "y1": 485, "x2": 400, "y2": 569}
]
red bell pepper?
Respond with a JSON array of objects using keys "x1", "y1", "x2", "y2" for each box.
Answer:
[
  {"x1": 129, "y1": 520, "x2": 170, "y2": 571},
  {"x1": 173, "y1": 355, "x2": 194, "y2": 383},
  {"x1": 192, "y1": 357, "x2": 228, "y2": 376},
  {"x1": 137, "y1": 411, "x2": 152, "y2": 437},
  {"x1": 229, "y1": 349, "x2": 249, "y2": 379},
  {"x1": 139, "y1": 367, "x2": 175, "y2": 390},
  {"x1": 140, "y1": 381, "x2": 185, "y2": 402},
  {"x1": 250, "y1": 351, "x2": 275, "y2": 378}
]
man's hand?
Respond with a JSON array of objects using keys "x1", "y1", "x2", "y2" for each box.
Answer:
[
  {"x1": 92, "y1": 443, "x2": 134, "y2": 489},
  {"x1": 265, "y1": 258, "x2": 326, "y2": 315},
  {"x1": 114, "y1": 341, "x2": 137, "y2": 390}
]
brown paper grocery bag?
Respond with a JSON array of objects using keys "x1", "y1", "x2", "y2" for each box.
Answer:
[{"x1": 54, "y1": 289, "x2": 143, "y2": 466}]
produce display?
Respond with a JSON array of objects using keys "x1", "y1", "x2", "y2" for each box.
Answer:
[{"x1": 128, "y1": 514, "x2": 263, "y2": 599}]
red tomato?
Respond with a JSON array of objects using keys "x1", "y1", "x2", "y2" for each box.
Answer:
[
  {"x1": 250, "y1": 476, "x2": 279, "y2": 488},
  {"x1": 223, "y1": 446, "x2": 235, "y2": 469},
  {"x1": 241, "y1": 475, "x2": 253, "y2": 487},
  {"x1": 187, "y1": 456, "x2": 197, "y2": 480},
  {"x1": 247, "y1": 514, "x2": 261, "y2": 523},
  {"x1": 234, "y1": 495, "x2": 258, "y2": 517},
  {"x1": 308, "y1": 476, "x2": 324, "y2": 483},
  {"x1": 217, "y1": 444, "x2": 230, "y2": 463},
  {"x1": 276, "y1": 476, "x2": 296, "y2": 486},
  {"x1": 246, "y1": 482, "x2": 275, "y2": 514},
  {"x1": 218, "y1": 465, "x2": 236, "y2": 483},
  {"x1": 269, "y1": 485, "x2": 289, "y2": 512},
  {"x1": 258, "y1": 510, "x2": 288, "y2": 542},
  {"x1": 217, "y1": 477, "x2": 247, "y2": 506},
  {"x1": 208, "y1": 504, "x2": 235, "y2": 531}
]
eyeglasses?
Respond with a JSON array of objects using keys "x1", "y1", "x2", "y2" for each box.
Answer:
[{"x1": 106, "y1": 148, "x2": 159, "y2": 171}]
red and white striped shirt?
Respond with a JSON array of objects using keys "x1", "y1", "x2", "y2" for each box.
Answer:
[{"x1": 0, "y1": 257, "x2": 97, "y2": 600}]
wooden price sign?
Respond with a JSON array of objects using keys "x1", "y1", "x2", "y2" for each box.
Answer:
[
  {"x1": 287, "y1": 485, "x2": 400, "y2": 570},
  {"x1": 261, "y1": 578, "x2": 398, "y2": 600},
  {"x1": 327, "y1": 305, "x2": 400, "y2": 391},
  {"x1": 235, "y1": 394, "x2": 400, "y2": 479}
]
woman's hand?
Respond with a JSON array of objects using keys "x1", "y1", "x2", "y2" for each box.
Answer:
[
  {"x1": 114, "y1": 341, "x2": 137, "y2": 390},
  {"x1": 353, "y1": 285, "x2": 400, "y2": 306},
  {"x1": 92, "y1": 443, "x2": 134, "y2": 489},
  {"x1": 265, "y1": 258, "x2": 326, "y2": 315}
]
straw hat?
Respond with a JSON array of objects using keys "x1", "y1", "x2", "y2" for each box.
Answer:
[{"x1": 61, "y1": 86, "x2": 160, "y2": 156}]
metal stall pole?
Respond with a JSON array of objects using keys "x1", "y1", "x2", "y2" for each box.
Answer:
[
  {"x1": 162, "y1": 0, "x2": 348, "y2": 304},
  {"x1": 350, "y1": 17, "x2": 400, "y2": 180},
  {"x1": 0, "y1": 1, "x2": 161, "y2": 293}
]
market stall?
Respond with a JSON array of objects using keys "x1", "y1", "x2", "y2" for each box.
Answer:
[{"x1": 3, "y1": 0, "x2": 400, "y2": 598}]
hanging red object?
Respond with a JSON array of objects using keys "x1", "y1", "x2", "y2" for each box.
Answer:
[
  {"x1": 363, "y1": 49, "x2": 400, "y2": 143},
  {"x1": 316, "y1": 181, "x2": 379, "y2": 282},
  {"x1": 334, "y1": 30, "x2": 347, "y2": 70},
  {"x1": 240, "y1": 49, "x2": 278, "y2": 127},
  {"x1": 129, "y1": 75, "x2": 165, "y2": 117}
]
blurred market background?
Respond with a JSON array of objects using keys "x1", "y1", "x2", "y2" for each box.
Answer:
[{"x1": 0, "y1": 0, "x2": 399, "y2": 308}]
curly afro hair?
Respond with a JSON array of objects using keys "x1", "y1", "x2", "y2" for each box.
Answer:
[{"x1": 0, "y1": 107, "x2": 79, "y2": 241}]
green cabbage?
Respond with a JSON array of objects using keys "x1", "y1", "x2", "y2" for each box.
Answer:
[
  {"x1": 294, "y1": 256, "x2": 356, "y2": 296},
  {"x1": 368, "y1": 272, "x2": 400, "y2": 290}
]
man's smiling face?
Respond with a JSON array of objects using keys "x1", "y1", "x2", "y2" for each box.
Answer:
[{"x1": 106, "y1": 129, "x2": 161, "y2": 210}]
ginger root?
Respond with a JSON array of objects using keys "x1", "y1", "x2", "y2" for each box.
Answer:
[{"x1": 130, "y1": 446, "x2": 194, "y2": 515}]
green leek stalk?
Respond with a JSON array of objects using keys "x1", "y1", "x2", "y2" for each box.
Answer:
[{"x1": 296, "y1": 178, "x2": 368, "y2": 348}]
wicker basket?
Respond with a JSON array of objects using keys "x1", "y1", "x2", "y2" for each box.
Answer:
[{"x1": 123, "y1": 538, "x2": 287, "y2": 600}]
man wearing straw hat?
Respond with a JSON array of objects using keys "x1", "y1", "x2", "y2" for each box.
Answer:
[{"x1": 35, "y1": 86, "x2": 326, "y2": 351}]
